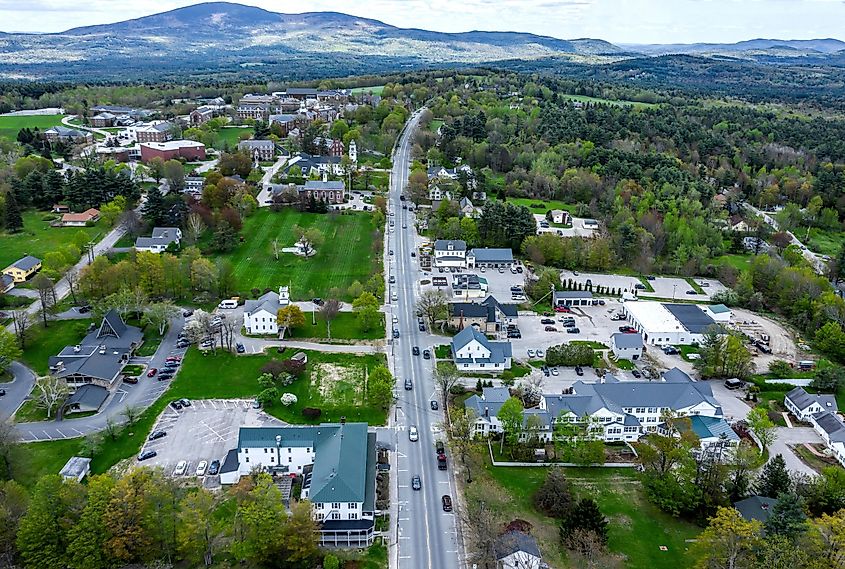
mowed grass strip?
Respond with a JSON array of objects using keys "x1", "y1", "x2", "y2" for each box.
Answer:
[
  {"x1": 21, "y1": 319, "x2": 93, "y2": 375},
  {"x1": 216, "y1": 209, "x2": 377, "y2": 300},
  {"x1": 0, "y1": 114, "x2": 65, "y2": 140},
  {"x1": 0, "y1": 210, "x2": 104, "y2": 270}
]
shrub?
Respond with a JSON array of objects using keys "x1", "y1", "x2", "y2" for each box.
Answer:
[
  {"x1": 260, "y1": 360, "x2": 286, "y2": 379},
  {"x1": 281, "y1": 393, "x2": 298, "y2": 406},
  {"x1": 449, "y1": 384, "x2": 466, "y2": 395},
  {"x1": 282, "y1": 359, "x2": 306, "y2": 377},
  {"x1": 302, "y1": 407, "x2": 322, "y2": 419},
  {"x1": 533, "y1": 468, "x2": 575, "y2": 519}
]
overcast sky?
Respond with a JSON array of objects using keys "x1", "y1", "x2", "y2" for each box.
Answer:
[{"x1": 2, "y1": 0, "x2": 843, "y2": 44}]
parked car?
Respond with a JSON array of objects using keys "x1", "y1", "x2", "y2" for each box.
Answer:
[
  {"x1": 527, "y1": 349, "x2": 536, "y2": 358},
  {"x1": 208, "y1": 460, "x2": 221, "y2": 475},
  {"x1": 77, "y1": 305, "x2": 91, "y2": 314},
  {"x1": 312, "y1": 298, "x2": 324, "y2": 306},
  {"x1": 567, "y1": 327, "x2": 580, "y2": 333},
  {"x1": 195, "y1": 461, "x2": 208, "y2": 477},
  {"x1": 516, "y1": 266, "x2": 523, "y2": 273},
  {"x1": 236, "y1": 343, "x2": 245, "y2": 353},
  {"x1": 419, "y1": 322, "x2": 426, "y2": 331},
  {"x1": 554, "y1": 306, "x2": 571, "y2": 313},
  {"x1": 725, "y1": 378, "x2": 744, "y2": 390},
  {"x1": 543, "y1": 368, "x2": 550, "y2": 377},
  {"x1": 180, "y1": 398, "x2": 191, "y2": 407},
  {"x1": 123, "y1": 376, "x2": 138, "y2": 384},
  {"x1": 634, "y1": 283, "x2": 646, "y2": 290},
  {"x1": 147, "y1": 368, "x2": 158, "y2": 377},
  {"x1": 182, "y1": 309, "x2": 193, "y2": 317},
  {"x1": 412, "y1": 346, "x2": 420, "y2": 356},
  {"x1": 646, "y1": 275, "x2": 656, "y2": 281},
  {"x1": 165, "y1": 356, "x2": 181, "y2": 362},
  {"x1": 138, "y1": 450, "x2": 157, "y2": 461},
  {"x1": 662, "y1": 346, "x2": 679, "y2": 355},
  {"x1": 685, "y1": 290, "x2": 696, "y2": 295},
  {"x1": 619, "y1": 326, "x2": 637, "y2": 333},
  {"x1": 423, "y1": 349, "x2": 431, "y2": 359},
  {"x1": 252, "y1": 400, "x2": 261, "y2": 409},
  {"x1": 409, "y1": 426, "x2": 419, "y2": 442},
  {"x1": 544, "y1": 326, "x2": 557, "y2": 332},
  {"x1": 551, "y1": 367, "x2": 559, "y2": 376},
  {"x1": 430, "y1": 400, "x2": 439, "y2": 410},
  {"x1": 393, "y1": 328, "x2": 400, "y2": 338},
  {"x1": 148, "y1": 430, "x2": 167, "y2": 441},
  {"x1": 411, "y1": 475, "x2": 421, "y2": 490},
  {"x1": 631, "y1": 370, "x2": 642, "y2": 378},
  {"x1": 536, "y1": 349, "x2": 545, "y2": 359},
  {"x1": 170, "y1": 401, "x2": 183, "y2": 410},
  {"x1": 540, "y1": 318, "x2": 555, "y2": 325},
  {"x1": 173, "y1": 461, "x2": 188, "y2": 476},
  {"x1": 389, "y1": 275, "x2": 396, "y2": 283},
  {"x1": 575, "y1": 366, "x2": 584, "y2": 376},
  {"x1": 442, "y1": 494, "x2": 453, "y2": 512},
  {"x1": 158, "y1": 373, "x2": 173, "y2": 381}
]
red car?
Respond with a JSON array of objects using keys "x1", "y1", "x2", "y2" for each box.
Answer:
[
  {"x1": 147, "y1": 368, "x2": 158, "y2": 377},
  {"x1": 165, "y1": 356, "x2": 182, "y2": 362},
  {"x1": 554, "y1": 306, "x2": 572, "y2": 313}
]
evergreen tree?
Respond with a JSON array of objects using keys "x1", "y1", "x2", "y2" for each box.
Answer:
[
  {"x1": 213, "y1": 220, "x2": 238, "y2": 253},
  {"x1": 764, "y1": 493, "x2": 807, "y2": 539},
  {"x1": 757, "y1": 454, "x2": 792, "y2": 498},
  {"x1": 4, "y1": 190, "x2": 24, "y2": 233},
  {"x1": 560, "y1": 498, "x2": 609, "y2": 546},
  {"x1": 141, "y1": 186, "x2": 167, "y2": 226}
]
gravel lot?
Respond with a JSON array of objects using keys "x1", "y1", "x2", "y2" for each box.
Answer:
[{"x1": 137, "y1": 399, "x2": 283, "y2": 478}]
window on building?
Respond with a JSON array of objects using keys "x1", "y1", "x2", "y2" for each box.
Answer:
[
  {"x1": 245, "y1": 457, "x2": 249, "y2": 463},
  {"x1": 332, "y1": 503, "x2": 340, "y2": 509},
  {"x1": 350, "y1": 513, "x2": 358, "y2": 520},
  {"x1": 316, "y1": 503, "x2": 324, "y2": 509},
  {"x1": 331, "y1": 513, "x2": 341, "y2": 520},
  {"x1": 348, "y1": 503, "x2": 357, "y2": 509}
]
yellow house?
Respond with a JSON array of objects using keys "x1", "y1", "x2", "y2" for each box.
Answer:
[{"x1": 3, "y1": 255, "x2": 42, "y2": 283}]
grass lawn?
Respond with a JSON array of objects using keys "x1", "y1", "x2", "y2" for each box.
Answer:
[
  {"x1": 13, "y1": 399, "x2": 49, "y2": 423},
  {"x1": 429, "y1": 119, "x2": 444, "y2": 133},
  {"x1": 171, "y1": 349, "x2": 389, "y2": 425},
  {"x1": 685, "y1": 277, "x2": 704, "y2": 294},
  {"x1": 806, "y1": 227, "x2": 844, "y2": 257},
  {"x1": 612, "y1": 357, "x2": 634, "y2": 370},
  {"x1": 571, "y1": 340, "x2": 609, "y2": 350},
  {"x1": 135, "y1": 325, "x2": 164, "y2": 357},
  {"x1": 21, "y1": 319, "x2": 93, "y2": 375},
  {"x1": 11, "y1": 438, "x2": 83, "y2": 488},
  {"x1": 213, "y1": 209, "x2": 378, "y2": 301},
  {"x1": 213, "y1": 126, "x2": 252, "y2": 150},
  {"x1": 710, "y1": 254, "x2": 754, "y2": 272},
  {"x1": 564, "y1": 94, "x2": 659, "y2": 109},
  {"x1": 0, "y1": 210, "x2": 105, "y2": 271},
  {"x1": 286, "y1": 312, "x2": 385, "y2": 341},
  {"x1": 479, "y1": 461, "x2": 699, "y2": 569},
  {"x1": 506, "y1": 197, "x2": 579, "y2": 215},
  {"x1": 350, "y1": 85, "x2": 386, "y2": 96},
  {"x1": 435, "y1": 344, "x2": 451, "y2": 359},
  {"x1": 0, "y1": 114, "x2": 65, "y2": 141}
]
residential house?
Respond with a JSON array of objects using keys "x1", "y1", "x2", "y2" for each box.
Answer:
[
  {"x1": 298, "y1": 180, "x2": 346, "y2": 204},
  {"x1": 239, "y1": 139, "x2": 275, "y2": 162},
  {"x1": 494, "y1": 531, "x2": 542, "y2": 569},
  {"x1": 189, "y1": 106, "x2": 215, "y2": 125},
  {"x1": 467, "y1": 248, "x2": 514, "y2": 268},
  {"x1": 60, "y1": 208, "x2": 100, "y2": 227},
  {"x1": 49, "y1": 310, "x2": 143, "y2": 390},
  {"x1": 140, "y1": 140, "x2": 206, "y2": 163},
  {"x1": 449, "y1": 295, "x2": 518, "y2": 333},
  {"x1": 785, "y1": 387, "x2": 838, "y2": 422},
  {"x1": 553, "y1": 290, "x2": 593, "y2": 307},
  {"x1": 44, "y1": 126, "x2": 92, "y2": 144},
  {"x1": 550, "y1": 209, "x2": 570, "y2": 225},
  {"x1": 808, "y1": 412, "x2": 845, "y2": 467},
  {"x1": 90, "y1": 112, "x2": 116, "y2": 127},
  {"x1": 734, "y1": 496, "x2": 778, "y2": 524},
  {"x1": 0, "y1": 274, "x2": 14, "y2": 294},
  {"x1": 466, "y1": 368, "x2": 724, "y2": 442},
  {"x1": 433, "y1": 240, "x2": 467, "y2": 267},
  {"x1": 185, "y1": 176, "x2": 205, "y2": 194},
  {"x1": 427, "y1": 164, "x2": 473, "y2": 182},
  {"x1": 729, "y1": 215, "x2": 750, "y2": 232},
  {"x1": 225, "y1": 423, "x2": 377, "y2": 546},
  {"x1": 683, "y1": 415, "x2": 741, "y2": 457},
  {"x1": 459, "y1": 197, "x2": 480, "y2": 218},
  {"x1": 285, "y1": 153, "x2": 344, "y2": 177},
  {"x1": 610, "y1": 333, "x2": 643, "y2": 360},
  {"x1": 135, "y1": 227, "x2": 182, "y2": 253},
  {"x1": 135, "y1": 121, "x2": 175, "y2": 144},
  {"x1": 59, "y1": 457, "x2": 92, "y2": 482},
  {"x1": 243, "y1": 290, "x2": 281, "y2": 336},
  {"x1": 451, "y1": 326, "x2": 512, "y2": 372},
  {"x1": 3, "y1": 255, "x2": 42, "y2": 283},
  {"x1": 428, "y1": 183, "x2": 452, "y2": 202},
  {"x1": 451, "y1": 274, "x2": 488, "y2": 300}
]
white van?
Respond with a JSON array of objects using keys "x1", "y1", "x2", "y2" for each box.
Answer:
[{"x1": 218, "y1": 299, "x2": 238, "y2": 309}]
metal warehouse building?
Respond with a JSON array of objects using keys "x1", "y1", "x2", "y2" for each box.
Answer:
[{"x1": 621, "y1": 301, "x2": 722, "y2": 346}]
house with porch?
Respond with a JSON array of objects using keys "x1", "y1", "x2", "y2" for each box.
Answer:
[
  {"x1": 451, "y1": 326, "x2": 512, "y2": 372},
  {"x1": 784, "y1": 387, "x2": 838, "y2": 422}
]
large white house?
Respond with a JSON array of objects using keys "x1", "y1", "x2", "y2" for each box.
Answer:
[
  {"x1": 135, "y1": 227, "x2": 182, "y2": 253},
  {"x1": 808, "y1": 412, "x2": 845, "y2": 467},
  {"x1": 243, "y1": 287, "x2": 291, "y2": 335},
  {"x1": 434, "y1": 240, "x2": 467, "y2": 267},
  {"x1": 465, "y1": 368, "x2": 725, "y2": 442},
  {"x1": 784, "y1": 386, "x2": 838, "y2": 422},
  {"x1": 451, "y1": 326, "x2": 512, "y2": 372},
  {"x1": 222, "y1": 423, "x2": 377, "y2": 546}
]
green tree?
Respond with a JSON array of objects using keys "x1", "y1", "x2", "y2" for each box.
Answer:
[
  {"x1": 815, "y1": 322, "x2": 845, "y2": 362},
  {"x1": 17, "y1": 475, "x2": 80, "y2": 569},
  {"x1": 690, "y1": 507, "x2": 761, "y2": 569},
  {"x1": 177, "y1": 487, "x2": 219, "y2": 567},
  {"x1": 231, "y1": 473, "x2": 287, "y2": 564},
  {"x1": 0, "y1": 328, "x2": 23, "y2": 372},
  {"x1": 368, "y1": 365, "x2": 393, "y2": 410},
  {"x1": 213, "y1": 219, "x2": 239, "y2": 252},
  {"x1": 281, "y1": 500, "x2": 319, "y2": 566},
  {"x1": 277, "y1": 304, "x2": 306, "y2": 339},
  {"x1": 764, "y1": 493, "x2": 807, "y2": 539},
  {"x1": 560, "y1": 498, "x2": 608, "y2": 548},
  {"x1": 163, "y1": 159, "x2": 186, "y2": 192},
  {"x1": 757, "y1": 455, "x2": 792, "y2": 498},
  {"x1": 4, "y1": 190, "x2": 23, "y2": 233},
  {"x1": 811, "y1": 366, "x2": 845, "y2": 393},
  {"x1": 497, "y1": 397, "x2": 524, "y2": 455},
  {"x1": 141, "y1": 185, "x2": 167, "y2": 226},
  {"x1": 0, "y1": 479, "x2": 29, "y2": 567},
  {"x1": 66, "y1": 474, "x2": 115, "y2": 569},
  {"x1": 353, "y1": 292, "x2": 381, "y2": 332},
  {"x1": 747, "y1": 407, "x2": 776, "y2": 451},
  {"x1": 533, "y1": 468, "x2": 574, "y2": 519}
]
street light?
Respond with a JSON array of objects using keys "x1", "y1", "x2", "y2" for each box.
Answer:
[{"x1": 673, "y1": 284, "x2": 677, "y2": 300}]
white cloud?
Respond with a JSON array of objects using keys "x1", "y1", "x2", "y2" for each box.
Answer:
[{"x1": 0, "y1": 0, "x2": 843, "y2": 43}]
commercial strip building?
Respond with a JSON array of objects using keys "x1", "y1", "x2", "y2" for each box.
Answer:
[
  {"x1": 220, "y1": 423, "x2": 377, "y2": 546},
  {"x1": 621, "y1": 301, "x2": 722, "y2": 346},
  {"x1": 432, "y1": 240, "x2": 516, "y2": 270}
]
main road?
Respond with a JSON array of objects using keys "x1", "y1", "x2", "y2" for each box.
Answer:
[{"x1": 388, "y1": 109, "x2": 464, "y2": 568}]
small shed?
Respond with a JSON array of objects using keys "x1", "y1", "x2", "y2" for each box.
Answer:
[{"x1": 59, "y1": 456, "x2": 91, "y2": 482}]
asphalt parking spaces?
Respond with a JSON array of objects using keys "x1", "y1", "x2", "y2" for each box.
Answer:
[
  {"x1": 422, "y1": 266, "x2": 527, "y2": 303},
  {"x1": 137, "y1": 399, "x2": 284, "y2": 477},
  {"x1": 560, "y1": 270, "x2": 728, "y2": 301}
]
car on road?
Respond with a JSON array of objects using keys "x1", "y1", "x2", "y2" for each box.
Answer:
[
  {"x1": 411, "y1": 475, "x2": 421, "y2": 490},
  {"x1": 389, "y1": 250, "x2": 394, "y2": 255},
  {"x1": 208, "y1": 460, "x2": 220, "y2": 475},
  {"x1": 412, "y1": 346, "x2": 420, "y2": 356},
  {"x1": 430, "y1": 400, "x2": 439, "y2": 410},
  {"x1": 182, "y1": 309, "x2": 193, "y2": 317},
  {"x1": 423, "y1": 349, "x2": 431, "y2": 359},
  {"x1": 195, "y1": 460, "x2": 208, "y2": 476},
  {"x1": 392, "y1": 328, "x2": 399, "y2": 338},
  {"x1": 148, "y1": 430, "x2": 167, "y2": 441},
  {"x1": 404, "y1": 378, "x2": 413, "y2": 390},
  {"x1": 236, "y1": 343, "x2": 245, "y2": 353},
  {"x1": 389, "y1": 275, "x2": 396, "y2": 283},
  {"x1": 540, "y1": 318, "x2": 555, "y2": 325},
  {"x1": 147, "y1": 368, "x2": 158, "y2": 377},
  {"x1": 441, "y1": 495, "x2": 453, "y2": 512},
  {"x1": 409, "y1": 426, "x2": 419, "y2": 442},
  {"x1": 544, "y1": 326, "x2": 557, "y2": 332},
  {"x1": 170, "y1": 400, "x2": 183, "y2": 410},
  {"x1": 527, "y1": 349, "x2": 535, "y2": 358},
  {"x1": 312, "y1": 298, "x2": 324, "y2": 306},
  {"x1": 575, "y1": 366, "x2": 584, "y2": 376},
  {"x1": 631, "y1": 370, "x2": 642, "y2": 378},
  {"x1": 419, "y1": 322, "x2": 425, "y2": 331},
  {"x1": 566, "y1": 327, "x2": 580, "y2": 333},
  {"x1": 173, "y1": 460, "x2": 188, "y2": 476},
  {"x1": 138, "y1": 450, "x2": 157, "y2": 461}
]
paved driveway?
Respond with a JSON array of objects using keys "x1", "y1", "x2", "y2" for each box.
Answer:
[
  {"x1": 769, "y1": 427, "x2": 822, "y2": 477},
  {"x1": 0, "y1": 362, "x2": 36, "y2": 422},
  {"x1": 560, "y1": 270, "x2": 726, "y2": 301}
]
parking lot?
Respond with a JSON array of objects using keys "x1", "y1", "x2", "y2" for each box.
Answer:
[
  {"x1": 560, "y1": 270, "x2": 728, "y2": 301},
  {"x1": 137, "y1": 399, "x2": 284, "y2": 479},
  {"x1": 421, "y1": 265, "x2": 527, "y2": 302}
]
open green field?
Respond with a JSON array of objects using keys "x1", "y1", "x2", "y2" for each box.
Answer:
[
  {"x1": 0, "y1": 114, "x2": 65, "y2": 140},
  {"x1": 429, "y1": 119, "x2": 444, "y2": 133},
  {"x1": 479, "y1": 460, "x2": 700, "y2": 569},
  {"x1": 710, "y1": 253, "x2": 754, "y2": 272},
  {"x1": 286, "y1": 312, "x2": 385, "y2": 341},
  {"x1": 213, "y1": 126, "x2": 252, "y2": 150},
  {"x1": 506, "y1": 197, "x2": 579, "y2": 215},
  {"x1": 351, "y1": 85, "x2": 385, "y2": 96},
  {"x1": 214, "y1": 209, "x2": 378, "y2": 301},
  {"x1": 21, "y1": 319, "x2": 93, "y2": 375},
  {"x1": 565, "y1": 95, "x2": 659, "y2": 109},
  {"x1": 0, "y1": 210, "x2": 104, "y2": 271},
  {"x1": 171, "y1": 349, "x2": 388, "y2": 425},
  {"x1": 806, "y1": 227, "x2": 844, "y2": 257}
]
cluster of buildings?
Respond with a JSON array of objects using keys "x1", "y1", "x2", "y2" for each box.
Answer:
[
  {"x1": 785, "y1": 387, "x2": 845, "y2": 467},
  {"x1": 433, "y1": 240, "x2": 515, "y2": 271},
  {"x1": 237, "y1": 89, "x2": 348, "y2": 126}
]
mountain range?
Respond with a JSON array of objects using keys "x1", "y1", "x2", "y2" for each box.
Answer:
[{"x1": 0, "y1": 2, "x2": 842, "y2": 82}]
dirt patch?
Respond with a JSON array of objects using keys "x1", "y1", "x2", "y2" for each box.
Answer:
[
  {"x1": 729, "y1": 308, "x2": 800, "y2": 366},
  {"x1": 312, "y1": 363, "x2": 366, "y2": 405}
]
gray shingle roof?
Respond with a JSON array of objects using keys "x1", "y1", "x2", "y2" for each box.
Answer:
[
  {"x1": 554, "y1": 290, "x2": 593, "y2": 300},
  {"x1": 786, "y1": 387, "x2": 838, "y2": 413},
  {"x1": 59, "y1": 456, "x2": 91, "y2": 479},
  {"x1": 451, "y1": 326, "x2": 513, "y2": 364},
  {"x1": 65, "y1": 384, "x2": 109, "y2": 410},
  {"x1": 238, "y1": 139, "x2": 275, "y2": 150},
  {"x1": 435, "y1": 239, "x2": 467, "y2": 252},
  {"x1": 611, "y1": 333, "x2": 643, "y2": 349},
  {"x1": 469, "y1": 248, "x2": 514, "y2": 263},
  {"x1": 451, "y1": 296, "x2": 518, "y2": 322},
  {"x1": 494, "y1": 531, "x2": 541, "y2": 560},
  {"x1": 813, "y1": 411, "x2": 845, "y2": 443},
  {"x1": 11, "y1": 255, "x2": 41, "y2": 271},
  {"x1": 244, "y1": 291, "x2": 280, "y2": 317},
  {"x1": 302, "y1": 180, "x2": 345, "y2": 190}
]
